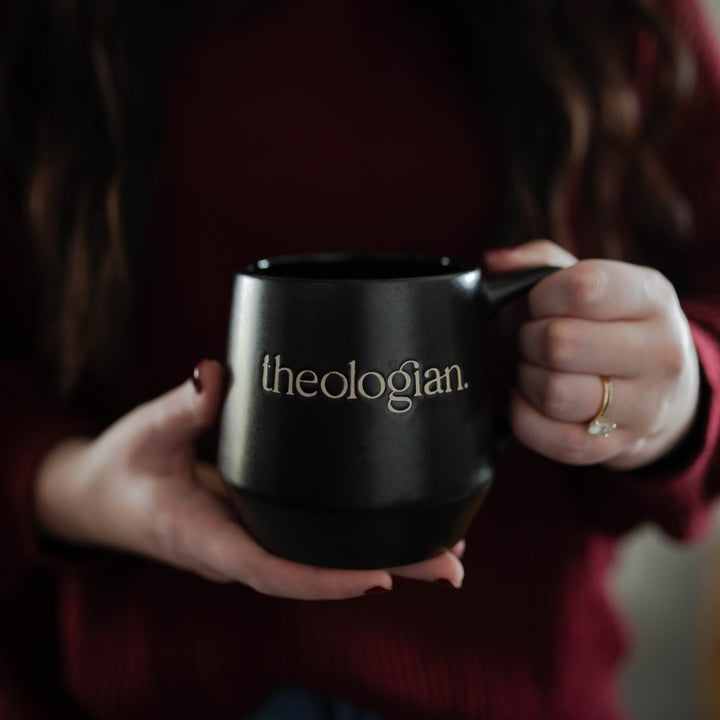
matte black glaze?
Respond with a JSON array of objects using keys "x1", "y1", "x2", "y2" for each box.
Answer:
[{"x1": 218, "y1": 254, "x2": 555, "y2": 568}]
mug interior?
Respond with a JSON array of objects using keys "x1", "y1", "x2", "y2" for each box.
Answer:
[{"x1": 245, "y1": 253, "x2": 469, "y2": 280}]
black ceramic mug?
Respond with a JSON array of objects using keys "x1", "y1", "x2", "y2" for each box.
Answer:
[{"x1": 218, "y1": 254, "x2": 555, "y2": 569}]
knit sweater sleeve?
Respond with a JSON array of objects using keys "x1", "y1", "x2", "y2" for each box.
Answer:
[
  {"x1": 0, "y1": 364, "x2": 97, "y2": 592},
  {"x1": 0, "y1": 229, "x2": 101, "y2": 720},
  {"x1": 0, "y1": 368, "x2": 99, "y2": 720},
  {"x1": 584, "y1": 316, "x2": 720, "y2": 540},
  {"x1": 577, "y1": 0, "x2": 720, "y2": 541},
  {"x1": 0, "y1": 187, "x2": 97, "y2": 604}
]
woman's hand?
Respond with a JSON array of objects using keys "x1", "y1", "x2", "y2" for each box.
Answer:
[
  {"x1": 34, "y1": 360, "x2": 464, "y2": 600},
  {"x1": 483, "y1": 240, "x2": 701, "y2": 471}
]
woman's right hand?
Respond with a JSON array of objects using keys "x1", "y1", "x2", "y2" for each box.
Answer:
[{"x1": 34, "y1": 360, "x2": 464, "y2": 600}]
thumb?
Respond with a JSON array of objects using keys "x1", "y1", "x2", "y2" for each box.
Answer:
[
  {"x1": 131, "y1": 359, "x2": 226, "y2": 456},
  {"x1": 483, "y1": 239, "x2": 577, "y2": 273}
]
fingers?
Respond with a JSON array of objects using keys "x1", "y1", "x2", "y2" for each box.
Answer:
[
  {"x1": 513, "y1": 311, "x2": 683, "y2": 460},
  {"x1": 517, "y1": 317, "x2": 694, "y2": 382},
  {"x1": 241, "y1": 547, "x2": 393, "y2": 601},
  {"x1": 487, "y1": 240, "x2": 699, "y2": 470},
  {"x1": 484, "y1": 241, "x2": 676, "y2": 321},
  {"x1": 516, "y1": 364, "x2": 663, "y2": 434},
  {"x1": 517, "y1": 317, "x2": 662, "y2": 378},
  {"x1": 526, "y1": 260, "x2": 676, "y2": 321},
  {"x1": 390, "y1": 547, "x2": 465, "y2": 588},
  {"x1": 509, "y1": 390, "x2": 627, "y2": 466},
  {"x1": 516, "y1": 364, "x2": 622, "y2": 424},
  {"x1": 159, "y1": 475, "x2": 467, "y2": 597},
  {"x1": 156, "y1": 489, "x2": 393, "y2": 601},
  {"x1": 451, "y1": 539, "x2": 466, "y2": 559},
  {"x1": 203, "y1": 510, "x2": 465, "y2": 596},
  {"x1": 483, "y1": 239, "x2": 578, "y2": 272}
]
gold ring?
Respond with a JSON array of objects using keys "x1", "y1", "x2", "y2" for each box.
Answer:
[{"x1": 587, "y1": 376, "x2": 617, "y2": 438}]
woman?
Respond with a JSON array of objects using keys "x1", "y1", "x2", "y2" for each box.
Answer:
[{"x1": 1, "y1": 0, "x2": 719, "y2": 718}]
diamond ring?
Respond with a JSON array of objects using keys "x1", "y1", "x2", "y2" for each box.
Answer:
[{"x1": 587, "y1": 376, "x2": 617, "y2": 438}]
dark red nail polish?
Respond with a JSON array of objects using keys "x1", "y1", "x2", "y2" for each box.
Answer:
[
  {"x1": 192, "y1": 362, "x2": 204, "y2": 393},
  {"x1": 434, "y1": 578, "x2": 457, "y2": 589},
  {"x1": 364, "y1": 586, "x2": 390, "y2": 595}
]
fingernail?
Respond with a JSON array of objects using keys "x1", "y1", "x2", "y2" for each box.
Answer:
[
  {"x1": 192, "y1": 361, "x2": 205, "y2": 393},
  {"x1": 434, "y1": 578, "x2": 460, "y2": 589},
  {"x1": 364, "y1": 586, "x2": 391, "y2": 595},
  {"x1": 452, "y1": 539, "x2": 467, "y2": 559}
]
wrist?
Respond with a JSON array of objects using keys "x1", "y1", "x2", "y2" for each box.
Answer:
[{"x1": 34, "y1": 436, "x2": 94, "y2": 543}]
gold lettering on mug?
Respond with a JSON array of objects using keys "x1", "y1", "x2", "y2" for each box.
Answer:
[
  {"x1": 295, "y1": 369, "x2": 319, "y2": 397},
  {"x1": 444, "y1": 364, "x2": 467, "y2": 392},
  {"x1": 260, "y1": 354, "x2": 467, "y2": 414},
  {"x1": 423, "y1": 368, "x2": 444, "y2": 395},
  {"x1": 272, "y1": 354, "x2": 294, "y2": 396},
  {"x1": 262, "y1": 355, "x2": 273, "y2": 392},
  {"x1": 357, "y1": 371, "x2": 385, "y2": 400},
  {"x1": 347, "y1": 360, "x2": 358, "y2": 400},
  {"x1": 387, "y1": 367, "x2": 413, "y2": 414},
  {"x1": 320, "y1": 370, "x2": 349, "y2": 399}
]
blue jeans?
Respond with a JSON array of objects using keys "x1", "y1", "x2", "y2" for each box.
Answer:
[{"x1": 245, "y1": 686, "x2": 387, "y2": 720}]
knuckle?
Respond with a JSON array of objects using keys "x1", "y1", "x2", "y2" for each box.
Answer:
[
  {"x1": 538, "y1": 374, "x2": 572, "y2": 418},
  {"x1": 544, "y1": 321, "x2": 577, "y2": 368},
  {"x1": 566, "y1": 263, "x2": 607, "y2": 309}
]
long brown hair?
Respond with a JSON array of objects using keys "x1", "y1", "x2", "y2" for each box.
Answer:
[
  {"x1": 432, "y1": 0, "x2": 695, "y2": 256},
  {"x1": 0, "y1": 0, "x2": 184, "y2": 395},
  {"x1": 0, "y1": 0, "x2": 695, "y2": 396}
]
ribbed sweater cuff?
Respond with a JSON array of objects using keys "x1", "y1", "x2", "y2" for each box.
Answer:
[
  {"x1": 0, "y1": 368, "x2": 96, "y2": 595},
  {"x1": 602, "y1": 319, "x2": 720, "y2": 540}
]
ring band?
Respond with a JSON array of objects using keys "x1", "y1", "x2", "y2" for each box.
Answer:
[{"x1": 587, "y1": 376, "x2": 617, "y2": 438}]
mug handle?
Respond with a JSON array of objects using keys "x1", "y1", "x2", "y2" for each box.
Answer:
[
  {"x1": 482, "y1": 265, "x2": 561, "y2": 317},
  {"x1": 481, "y1": 265, "x2": 562, "y2": 451}
]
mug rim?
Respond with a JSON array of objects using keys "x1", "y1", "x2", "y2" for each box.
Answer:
[{"x1": 241, "y1": 252, "x2": 477, "y2": 282}]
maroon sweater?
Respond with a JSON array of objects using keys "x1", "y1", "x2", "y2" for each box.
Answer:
[{"x1": 2, "y1": 1, "x2": 720, "y2": 718}]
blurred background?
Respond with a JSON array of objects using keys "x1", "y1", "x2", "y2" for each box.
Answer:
[
  {"x1": 616, "y1": 0, "x2": 720, "y2": 690},
  {"x1": 711, "y1": 0, "x2": 720, "y2": 23},
  {"x1": 614, "y1": 509, "x2": 720, "y2": 720},
  {"x1": 614, "y1": 3, "x2": 720, "y2": 713}
]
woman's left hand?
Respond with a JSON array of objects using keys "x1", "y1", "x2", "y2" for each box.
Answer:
[{"x1": 483, "y1": 240, "x2": 701, "y2": 471}]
